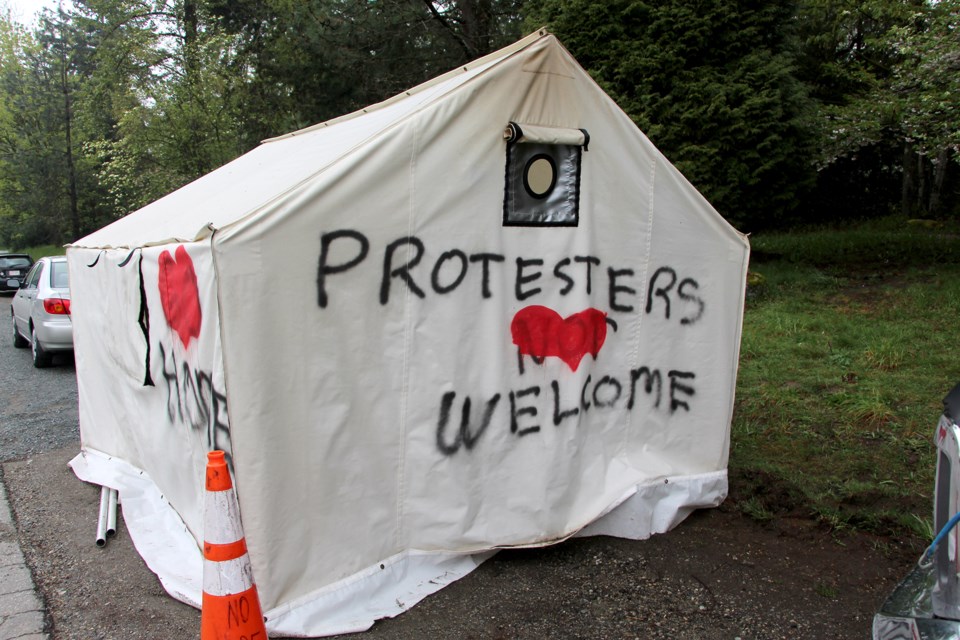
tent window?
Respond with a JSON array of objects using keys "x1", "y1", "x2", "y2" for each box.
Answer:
[{"x1": 503, "y1": 122, "x2": 588, "y2": 227}]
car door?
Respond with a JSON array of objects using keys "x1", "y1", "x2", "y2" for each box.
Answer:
[{"x1": 13, "y1": 261, "x2": 43, "y2": 336}]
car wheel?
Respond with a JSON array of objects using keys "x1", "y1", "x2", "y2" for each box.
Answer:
[
  {"x1": 12, "y1": 313, "x2": 27, "y2": 348},
  {"x1": 31, "y1": 326, "x2": 51, "y2": 368}
]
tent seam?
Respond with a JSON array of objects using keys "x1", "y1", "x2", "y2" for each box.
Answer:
[
  {"x1": 623, "y1": 157, "x2": 657, "y2": 453},
  {"x1": 723, "y1": 243, "x2": 752, "y2": 465},
  {"x1": 394, "y1": 114, "x2": 422, "y2": 550},
  {"x1": 207, "y1": 232, "x2": 242, "y2": 507}
]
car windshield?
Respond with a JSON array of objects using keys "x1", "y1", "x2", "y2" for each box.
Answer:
[
  {"x1": 50, "y1": 261, "x2": 69, "y2": 289},
  {"x1": 0, "y1": 256, "x2": 31, "y2": 269}
]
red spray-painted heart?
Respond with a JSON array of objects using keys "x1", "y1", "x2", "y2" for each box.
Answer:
[
  {"x1": 158, "y1": 245, "x2": 202, "y2": 348},
  {"x1": 511, "y1": 305, "x2": 607, "y2": 371}
]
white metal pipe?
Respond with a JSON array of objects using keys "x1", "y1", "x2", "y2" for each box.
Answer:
[
  {"x1": 95, "y1": 486, "x2": 110, "y2": 547},
  {"x1": 106, "y1": 488, "x2": 118, "y2": 538}
]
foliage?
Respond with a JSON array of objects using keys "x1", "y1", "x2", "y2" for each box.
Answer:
[
  {"x1": 525, "y1": 0, "x2": 817, "y2": 230},
  {"x1": 0, "y1": 17, "x2": 72, "y2": 247},
  {"x1": 15, "y1": 243, "x2": 66, "y2": 258},
  {"x1": 798, "y1": 0, "x2": 960, "y2": 220},
  {"x1": 204, "y1": 0, "x2": 525, "y2": 141},
  {"x1": 70, "y1": 0, "x2": 253, "y2": 207},
  {"x1": 0, "y1": 0, "x2": 957, "y2": 244},
  {"x1": 893, "y1": 0, "x2": 960, "y2": 158},
  {"x1": 0, "y1": 1, "x2": 528, "y2": 247}
]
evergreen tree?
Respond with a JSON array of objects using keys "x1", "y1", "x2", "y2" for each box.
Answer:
[
  {"x1": 0, "y1": 7, "x2": 102, "y2": 245},
  {"x1": 793, "y1": 0, "x2": 926, "y2": 221},
  {"x1": 793, "y1": 0, "x2": 958, "y2": 220},
  {"x1": 205, "y1": 0, "x2": 525, "y2": 141},
  {"x1": 0, "y1": 17, "x2": 57, "y2": 246},
  {"x1": 526, "y1": 0, "x2": 816, "y2": 229},
  {"x1": 891, "y1": 0, "x2": 960, "y2": 216}
]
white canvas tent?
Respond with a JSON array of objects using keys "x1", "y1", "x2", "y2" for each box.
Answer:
[{"x1": 67, "y1": 29, "x2": 750, "y2": 637}]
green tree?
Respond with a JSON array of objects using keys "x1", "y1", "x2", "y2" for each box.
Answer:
[
  {"x1": 892, "y1": 0, "x2": 960, "y2": 216},
  {"x1": 0, "y1": 16, "x2": 52, "y2": 247},
  {"x1": 0, "y1": 2, "x2": 145, "y2": 246},
  {"x1": 205, "y1": 0, "x2": 525, "y2": 142},
  {"x1": 0, "y1": 9, "x2": 92, "y2": 246},
  {"x1": 793, "y1": 0, "x2": 926, "y2": 221},
  {"x1": 793, "y1": 0, "x2": 920, "y2": 107},
  {"x1": 796, "y1": 0, "x2": 959, "y2": 220},
  {"x1": 72, "y1": 0, "x2": 251, "y2": 213},
  {"x1": 525, "y1": 0, "x2": 815, "y2": 230},
  {"x1": 0, "y1": 0, "x2": 529, "y2": 244},
  {"x1": 68, "y1": 0, "x2": 177, "y2": 216}
]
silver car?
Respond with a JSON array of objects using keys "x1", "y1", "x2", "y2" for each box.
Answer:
[{"x1": 11, "y1": 255, "x2": 72, "y2": 367}]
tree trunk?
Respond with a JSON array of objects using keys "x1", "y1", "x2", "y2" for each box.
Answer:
[
  {"x1": 460, "y1": 0, "x2": 494, "y2": 57},
  {"x1": 181, "y1": 0, "x2": 206, "y2": 177},
  {"x1": 423, "y1": 0, "x2": 495, "y2": 61},
  {"x1": 930, "y1": 148, "x2": 949, "y2": 216},
  {"x1": 916, "y1": 150, "x2": 927, "y2": 216},
  {"x1": 58, "y1": 10, "x2": 79, "y2": 241},
  {"x1": 901, "y1": 141, "x2": 916, "y2": 217},
  {"x1": 62, "y1": 72, "x2": 79, "y2": 241},
  {"x1": 183, "y1": 0, "x2": 198, "y2": 76}
]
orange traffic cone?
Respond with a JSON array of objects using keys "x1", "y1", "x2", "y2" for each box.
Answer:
[{"x1": 201, "y1": 451, "x2": 268, "y2": 640}]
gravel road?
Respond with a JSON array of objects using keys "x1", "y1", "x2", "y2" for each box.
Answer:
[
  {"x1": 0, "y1": 294, "x2": 921, "y2": 639},
  {"x1": 0, "y1": 297, "x2": 79, "y2": 460}
]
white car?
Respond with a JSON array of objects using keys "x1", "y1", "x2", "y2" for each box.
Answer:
[{"x1": 11, "y1": 255, "x2": 72, "y2": 367}]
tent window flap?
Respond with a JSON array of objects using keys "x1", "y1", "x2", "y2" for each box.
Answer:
[{"x1": 503, "y1": 122, "x2": 588, "y2": 227}]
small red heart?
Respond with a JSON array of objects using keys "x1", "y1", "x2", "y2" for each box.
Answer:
[
  {"x1": 511, "y1": 305, "x2": 607, "y2": 371},
  {"x1": 158, "y1": 245, "x2": 202, "y2": 348}
]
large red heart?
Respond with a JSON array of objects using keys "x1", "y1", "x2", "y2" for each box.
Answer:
[
  {"x1": 511, "y1": 305, "x2": 607, "y2": 371},
  {"x1": 158, "y1": 245, "x2": 202, "y2": 348}
]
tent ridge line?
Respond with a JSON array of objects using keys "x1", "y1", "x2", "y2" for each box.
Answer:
[{"x1": 66, "y1": 237, "x2": 210, "y2": 251}]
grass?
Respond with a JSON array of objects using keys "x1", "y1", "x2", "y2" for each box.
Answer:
[
  {"x1": 732, "y1": 215, "x2": 960, "y2": 545},
  {"x1": 7, "y1": 244, "x2": 67, "y2": 259},
  {"x1": 814, "y1": 582, "x2": 840, "y2": 599}
]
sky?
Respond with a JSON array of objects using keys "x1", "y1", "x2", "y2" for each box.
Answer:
[{"x1": 6, "y1": 0, "x2": 58, "y2": 25}]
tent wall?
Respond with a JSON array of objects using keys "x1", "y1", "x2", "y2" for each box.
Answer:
[
  {"x1": 210, "y1": 34, "x2": 749, "y2": 616},
  {"x1": 66, "y1": 33, "x2": 749, "y2": 637},
  {"x1": 68, "y1": 243, "x2": 227, "y2": 545}
]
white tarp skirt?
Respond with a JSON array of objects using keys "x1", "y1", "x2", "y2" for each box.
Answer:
[{"x1": 70, "y1": 448, "x2": 726, "y2": 636}]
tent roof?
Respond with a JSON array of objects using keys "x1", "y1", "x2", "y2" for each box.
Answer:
[{"x1": 71, "y1": 29, "x2": 552, "y2": 250}]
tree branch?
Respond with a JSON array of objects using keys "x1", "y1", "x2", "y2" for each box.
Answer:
[{"x1": 421, "y1": 0, "x2": 473, "y2": 60}]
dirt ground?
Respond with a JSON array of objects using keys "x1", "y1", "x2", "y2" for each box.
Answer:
[{"x1": 3, "y1": 445, "x2": 921, "y2": 640}]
